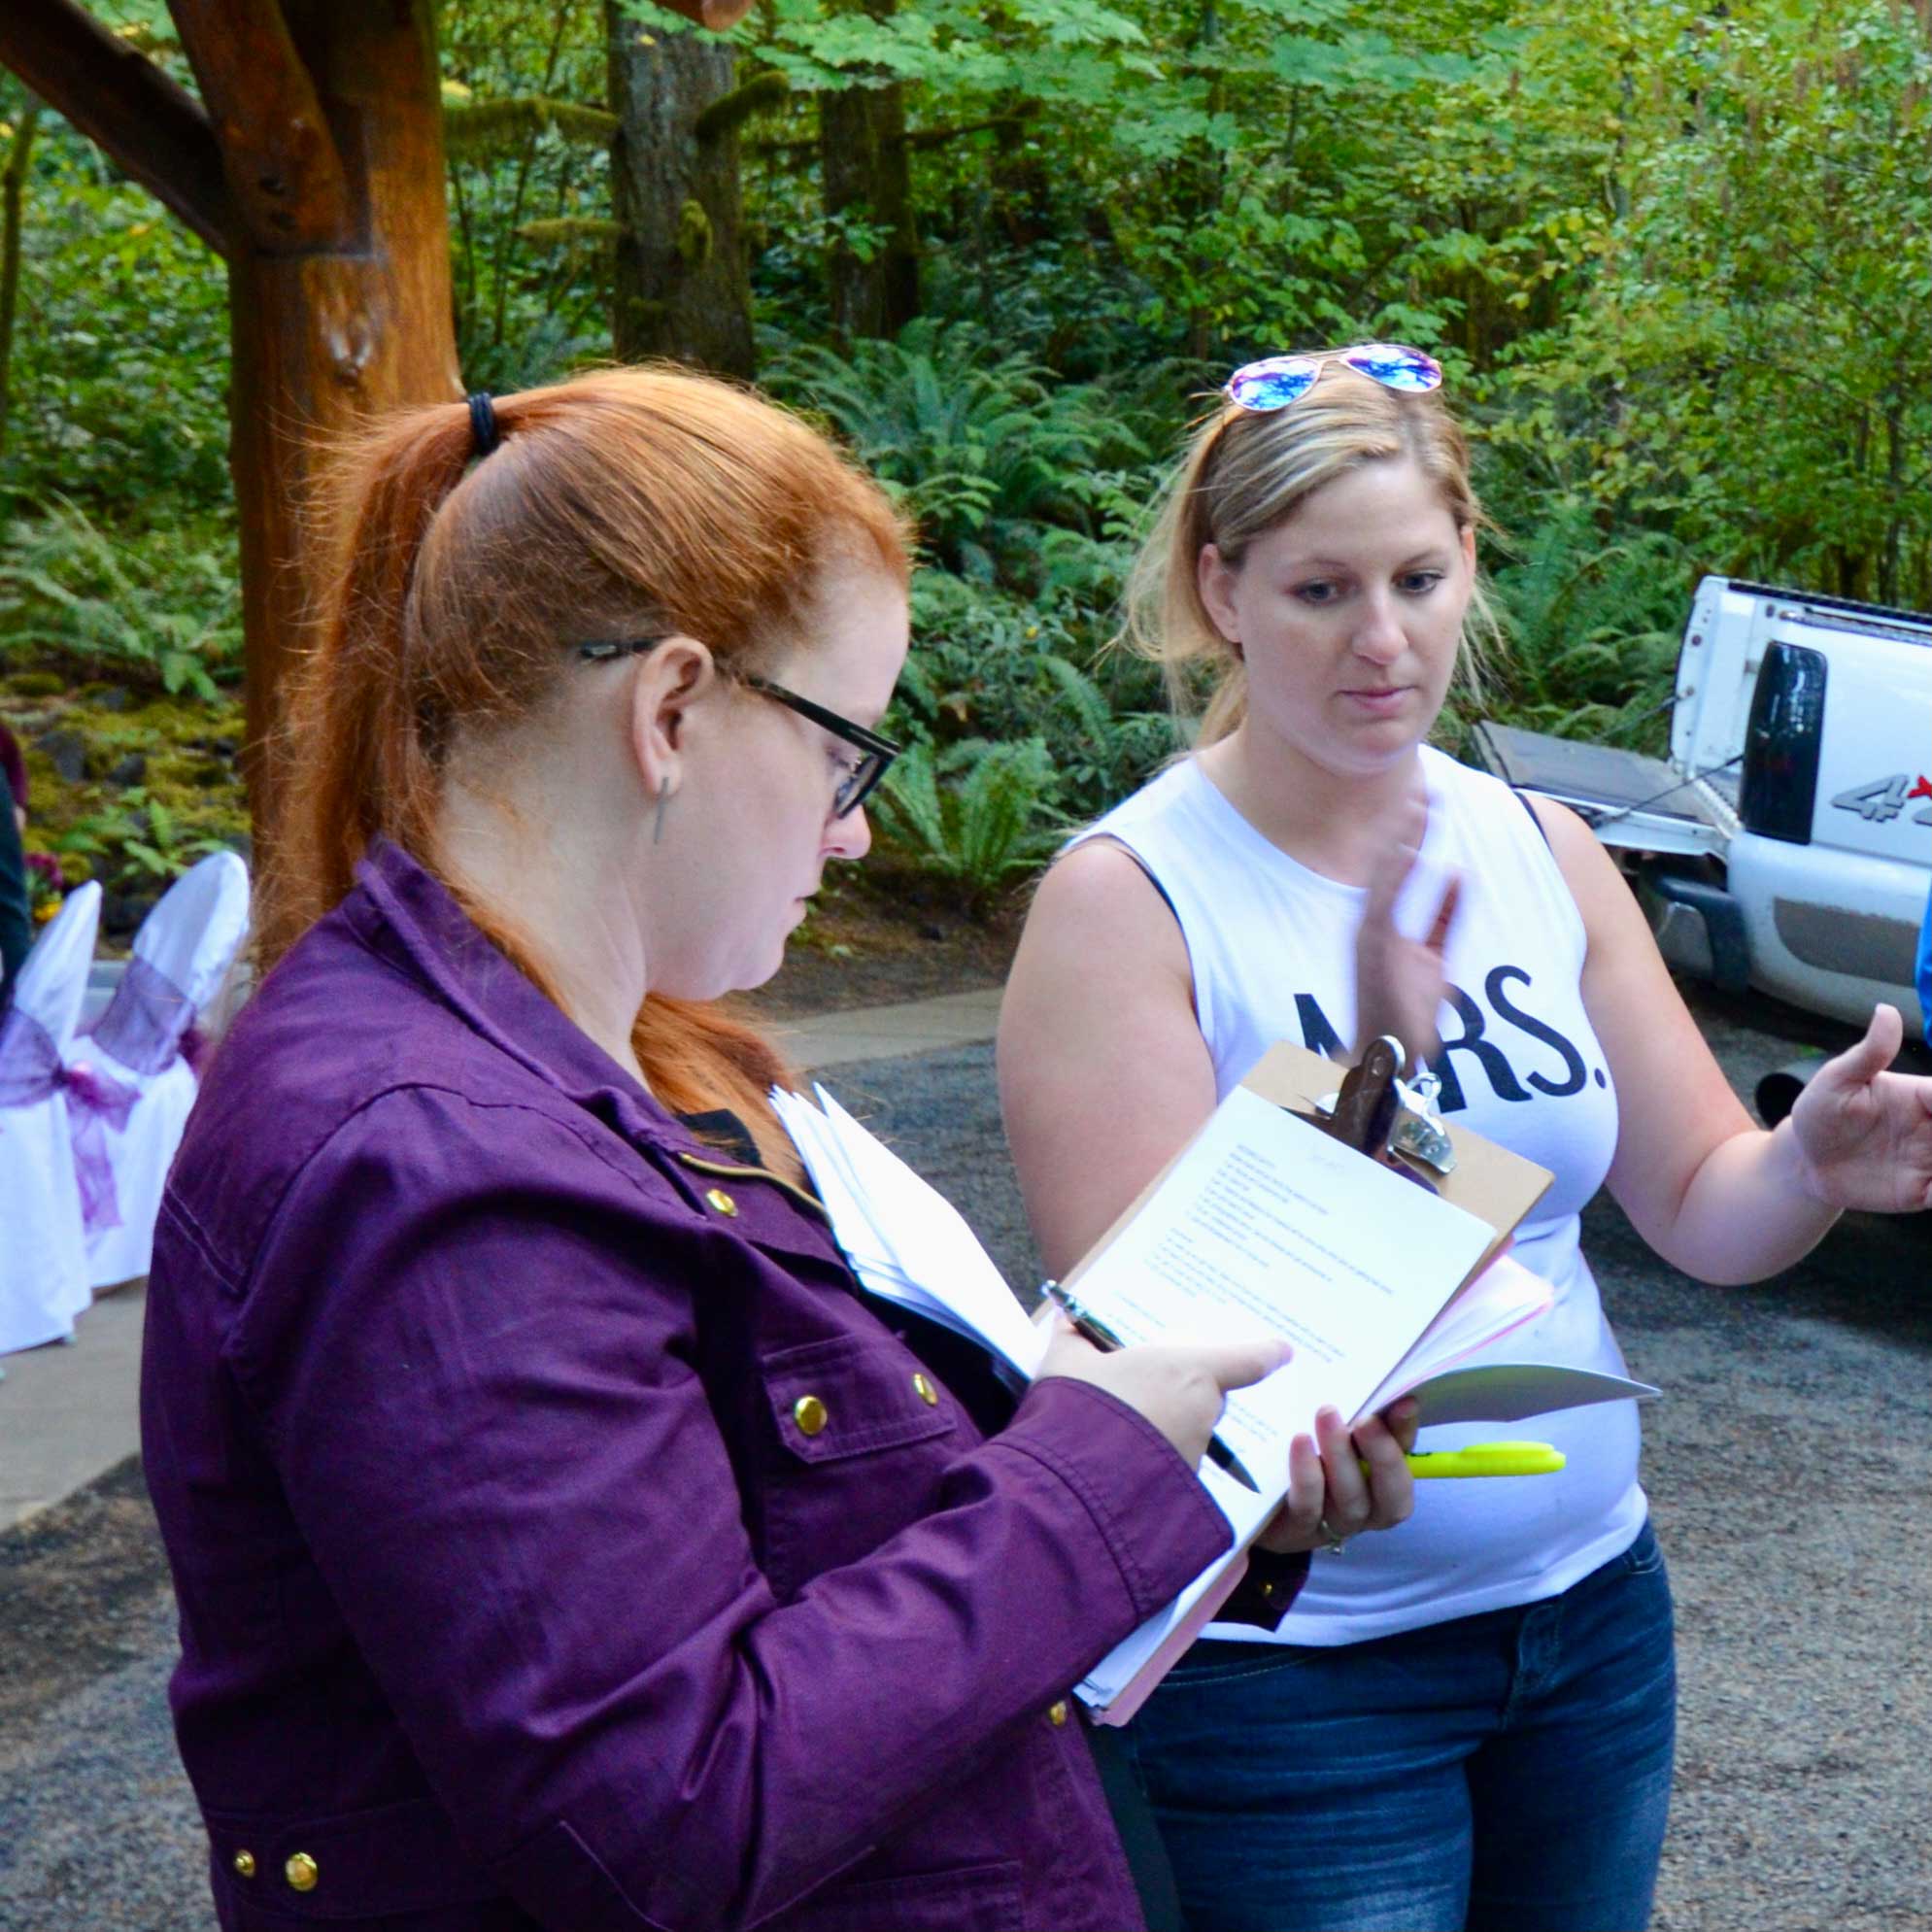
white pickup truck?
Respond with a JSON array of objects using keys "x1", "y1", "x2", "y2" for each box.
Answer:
[{"x1": 1474, "y1": 577, "x2": 1932, "y2": 1082}]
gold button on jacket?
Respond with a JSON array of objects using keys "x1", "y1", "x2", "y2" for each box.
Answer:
[
  {"x1": 912, "y1": 1373, "x2": 938, "y2": 1407},
  {"x1": 231, "y1": 1850, "x2": 256, "y2": 1880},
  {"x1": 703, "y1": 1187, "x2": 738, "y2": 1217},
  {"x1": 793, "y1": 1394, "x2": 829, "y2": 1437},
  {"x1": 285, "y1": 1852, "x2": 320, "y2": 1892},
  {"x1": 1047, "y1": 1700, "x2": 1069, "y2": 1727}
]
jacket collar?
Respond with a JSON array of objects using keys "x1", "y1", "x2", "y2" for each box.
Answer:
[{"x1": 339, "y1": 840, "x2": 842, "y2": 1266}]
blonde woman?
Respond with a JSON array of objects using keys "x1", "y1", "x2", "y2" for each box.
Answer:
[{"x1": 999, "y1": 344, "x2": 1932, "y2": 1932}]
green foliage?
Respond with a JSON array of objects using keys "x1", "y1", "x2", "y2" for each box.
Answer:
[
  {"x1": 767, "y1": 318, "x2": 1146, "y2": 586},
  {"x1": 1033, "y1": 651, "x2": 1178, "y2": 810},
  {"x1": 0, "y1": 109, "x2": 229, "y2": 514},
  {"x1": 1476, "y1": 0, "x2": 1932, "y2": 608},
  {"x1": 8, "y1": 0, "x2": 1931, "y2": 917},
  {"x1": 442, "y1": 95, "x2": 619, "y2": 161},
  {"x1": 49, "y1": 785, "x2": 235, "y2": 892},
  {"x1": 518, "y1": 215, "x2": 623, "y2": 252},
  {"x1": 17, "y1": 683, "x2": 251, "y2": 910},
  {"x1": 877, "y1": 567, "x2": 1174, "y2": 849},
  {"x1": 441, "y1": 0, "x2": 615, "y2": 387},
  {"x1": 1484, "y1": 502, "x2": 1692, "y2": 751},
  {"x1": 0, "y1": 497, "x2": 241, "y2": 701},
  {"x1": 695, "y1": 70, "x2": 793, "y2": 141},
  {"x1": 872, "y1": 736, "x2": 1063, "y2": 904}
]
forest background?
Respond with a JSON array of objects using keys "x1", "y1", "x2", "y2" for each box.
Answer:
[{"x1": 1, "y1": 0, "x2": 1928, "y2": 930}]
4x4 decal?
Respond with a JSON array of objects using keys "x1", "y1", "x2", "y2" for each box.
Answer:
[{"x1": 1830, "y1": 772, "x2": 1932, "y2": 826}]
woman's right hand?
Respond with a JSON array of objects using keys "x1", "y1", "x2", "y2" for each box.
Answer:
[{"x1": 1036, "y1": 1319, "x2": 1291, "y2": 1471}]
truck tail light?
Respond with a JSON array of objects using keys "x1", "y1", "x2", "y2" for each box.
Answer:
[{"x1": 1739, "y1": 642, "x2": 1828, "y2": 844}]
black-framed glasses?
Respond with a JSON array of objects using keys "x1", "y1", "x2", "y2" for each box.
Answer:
[
  {"x1": 742, "y1": 675, "x2": 900, "y2": 818},
  {"x1": 575, "y1": 636, "x2": 900, "y2": 819}
]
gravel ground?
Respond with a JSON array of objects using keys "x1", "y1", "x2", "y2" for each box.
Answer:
[
  {"x1": 3, "y1": 989, "x2": 1927, "y2": 1931},
  {"x1": 0, "y1": 1461, "x2": 206, "y2": 1928}
]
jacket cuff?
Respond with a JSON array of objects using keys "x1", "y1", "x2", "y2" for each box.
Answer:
[
  {"x1": 1215, "y1": 1544, "x2": 1310, "y2": 1630},
  {"x1": 994, "y1": 1376, "x2": 1234, "y2": 1621}
]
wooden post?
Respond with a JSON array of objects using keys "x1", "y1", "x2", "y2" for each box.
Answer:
[{"x1": 172, "y1": 0, "x2": 462, "y2": 835}]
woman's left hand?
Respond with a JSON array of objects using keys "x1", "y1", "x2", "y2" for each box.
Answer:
[
  {"x1": 1255, "y1": 1399, "x2": 1419, "y2": 1554},
  {"x1": 1787, "y1": 1003, "x2": 1932, "y2": 1213}
]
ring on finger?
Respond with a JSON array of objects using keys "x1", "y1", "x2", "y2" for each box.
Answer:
[{"x1": 1316, "y1": 1515, "x2": 1348, "y2": 1555}]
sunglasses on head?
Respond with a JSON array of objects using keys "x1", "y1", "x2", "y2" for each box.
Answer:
[
  {"x1": 1222, "y1": 343, "x2": 1443, "y2": 414},
  {"x1": 576, "y1": 635, "x2": 900, "y2": 820}
]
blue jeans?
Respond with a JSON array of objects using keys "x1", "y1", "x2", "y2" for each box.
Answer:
[{"x1": 1128, "y1": 1525, "x2": 1676, "y2": 1932}]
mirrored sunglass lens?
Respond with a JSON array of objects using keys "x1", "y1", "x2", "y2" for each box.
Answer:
[
  {"x1": 1226, "y1": 361, "x2": 1319, "y2": 411},
  {"x1": 1341, "y1": 344, "x2": 1442, "y2": 391}
]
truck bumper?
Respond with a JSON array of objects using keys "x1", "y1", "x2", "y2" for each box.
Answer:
[{"x1": 1642, "y1": 867, "x2": 1752, "y2": 995}]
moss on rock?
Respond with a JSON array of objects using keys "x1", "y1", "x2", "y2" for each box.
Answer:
[{"x1": 13, "y1": 685, "x2": 250, "y2": 941}]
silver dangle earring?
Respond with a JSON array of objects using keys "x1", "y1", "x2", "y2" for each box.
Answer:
[{"x1": 653, "y1": 777, "x2": 672, "y2": 846}]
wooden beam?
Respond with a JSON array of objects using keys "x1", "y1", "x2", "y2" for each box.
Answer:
[
  {"x1": 168, "y1": 0, "x2": 355, "y2": 253},
  {"x1": 0, "y1": 0, "x2": 233, "y2": 253}
]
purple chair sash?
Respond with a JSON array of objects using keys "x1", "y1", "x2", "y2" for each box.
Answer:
[
  {"x1": 89, "y1": 954, "x2": 199, "y2": 1076},
  {"x1": 0, "y1": 1001, "x2": 141, "y2": 1233}
]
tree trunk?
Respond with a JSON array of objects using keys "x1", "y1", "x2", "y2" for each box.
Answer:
[
  {"x1": 606, "y1": 4, "x2": 754, "y2": 378},
  {"x1": 989, "y1": 96, "x2": 1049, "y2": 248},
  {"x1": 0, "y1": 97, "x2": 44, "y2": 458},
  {"x1": 819, "y1": 0, "x2": 916, "y2": 346}
]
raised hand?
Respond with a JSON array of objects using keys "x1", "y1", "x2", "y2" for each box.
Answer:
[
  {"x1": 1786, "y1": 1003, "x2": 1932, "y2": 1214},
  {"x1": 1352, "y1": 784, "x2": 1461, "y2": 1074}
]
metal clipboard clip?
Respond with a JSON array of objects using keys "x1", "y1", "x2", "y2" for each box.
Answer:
[
  {"x1": 1390, "y1": 1069, "x2": 1456, "y2": 1176},
  {"x1": 1303, "y1": 1034, "x2": 1458, "y2": 1181}
]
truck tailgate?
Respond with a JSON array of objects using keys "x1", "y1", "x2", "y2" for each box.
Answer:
[{"x1": 1470, "y1": 722, "x2": 1732, "y2": 859}]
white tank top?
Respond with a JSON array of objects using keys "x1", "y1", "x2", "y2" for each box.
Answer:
[{"x1": 1070, "y1": 746, "x2": 1646, "y2": 1644}]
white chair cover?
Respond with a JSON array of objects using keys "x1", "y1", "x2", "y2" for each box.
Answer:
[
  {"x1": 0, "y1": 882, "x2": 102, "y2": 1353},
  {"x1": 84, "y1": 850, "x2": 251, "y2": 1289}
]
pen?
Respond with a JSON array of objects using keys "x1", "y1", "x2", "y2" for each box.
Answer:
[
  {"x1": 1040, "y1": 1281, "x2": 1263, "y2": 1494},
  {"x1": 1360, "y1": 1441, "x2": 1567, "y2": 1479}
]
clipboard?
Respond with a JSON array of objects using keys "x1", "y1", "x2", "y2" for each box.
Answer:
[
  {"x1": 1064, "y1": 1037, "x2": 1552, "y2": 1305},
  {"x1": 1056, "y1": 1037, "x2": 1555, "y2": 1726}
]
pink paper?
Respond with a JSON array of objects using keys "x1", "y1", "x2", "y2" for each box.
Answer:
[{"x1": 1087, "y1": 1551, "x2": 1251, "y2": 1728}]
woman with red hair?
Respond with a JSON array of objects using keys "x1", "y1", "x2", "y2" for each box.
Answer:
[{"x1": 139, "y1": 368, "x2": 1301, "y2": 1932}]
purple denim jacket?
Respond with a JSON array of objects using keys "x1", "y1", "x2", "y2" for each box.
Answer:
[{"x1": 141, "y1": 841, "x2": 1234, "y2": 1932}]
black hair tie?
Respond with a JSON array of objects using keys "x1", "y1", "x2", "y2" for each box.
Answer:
[{"x1": 466, "y1": 390, "x2": 500, "y2": 458}]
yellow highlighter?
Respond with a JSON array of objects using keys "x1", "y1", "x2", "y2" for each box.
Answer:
[{"x1": 1405, "y1": 1441, "x2": 1566, "y2": 1478}]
